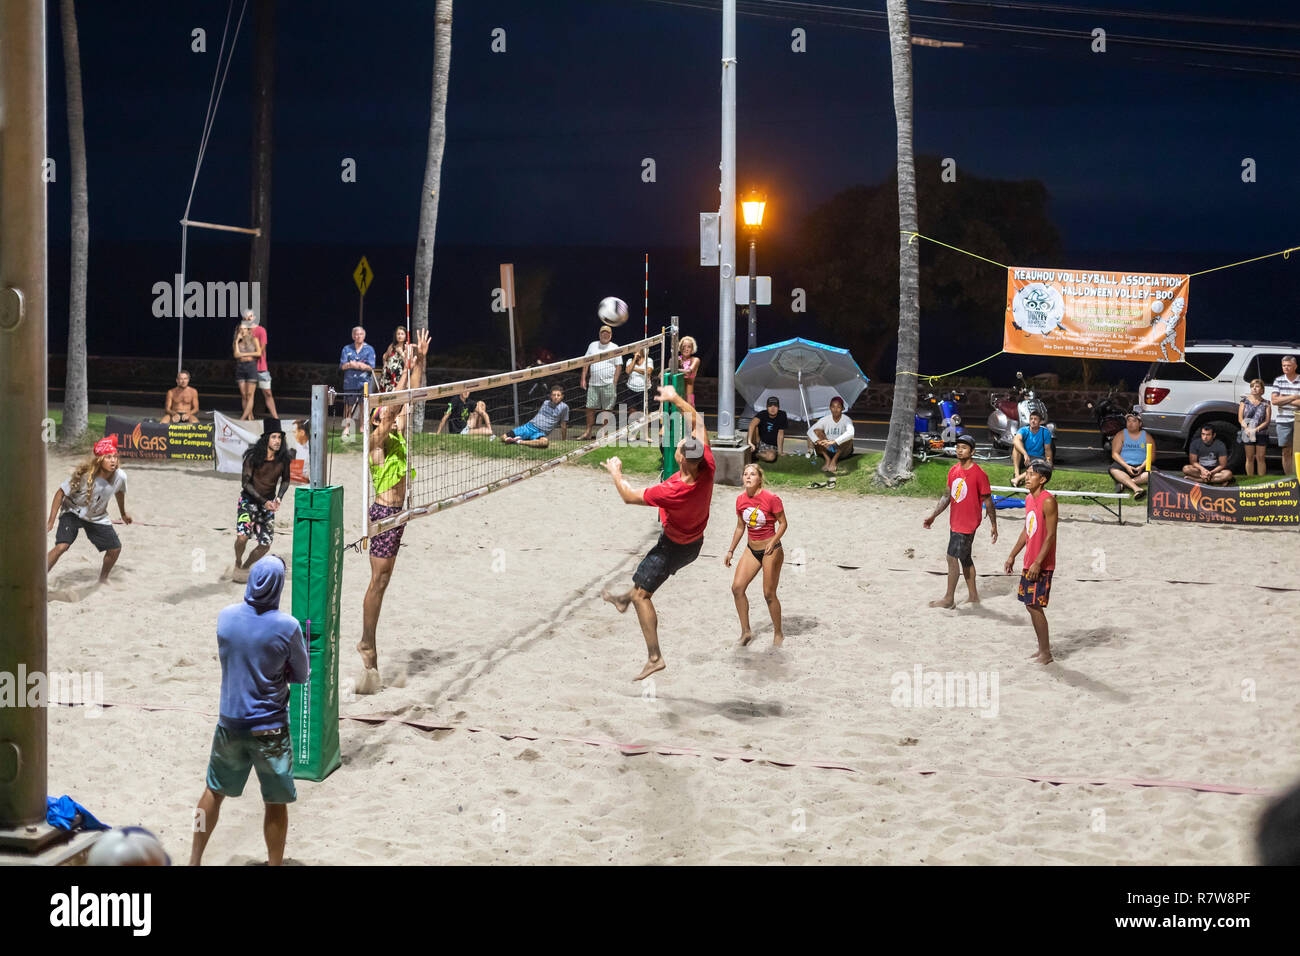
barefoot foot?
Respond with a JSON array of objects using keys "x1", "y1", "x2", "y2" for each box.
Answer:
[
  {"x1": 633, "y1": 657, "x2": 666, "y2": 682},
  {"x1": 357, "y1": 639, "x2": 377, "y2": 670},
  {"x1": 355, "y1": 667, "x2": 382, "y2": 695},
  {"x1": 928, "y1": 597, "x2": 955, "y2": 609},
  {"x1": 738, "y1": 630, "x2": 754, "y2": 647},
  {"x1": 773, "y1": 632, "x2": 784, "y2": 646},
  {"x1": 601, "y1": 588, "x2": 631, "y2": 613}
]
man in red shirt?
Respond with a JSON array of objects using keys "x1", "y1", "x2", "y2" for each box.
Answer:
[
  {"x1": 602, "y1": 384, "x2": 713, "y2": 681},
  {"x1": 1004, "y1": 459, "x2": 1058, "y2": 664},
  {"x1": 922, "y1": 435, "x2": 997, "y2": 607}
]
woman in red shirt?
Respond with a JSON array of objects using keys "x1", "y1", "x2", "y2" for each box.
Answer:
[{"x1": 725, "y1": 463, "x2": 788, "y2": 646}]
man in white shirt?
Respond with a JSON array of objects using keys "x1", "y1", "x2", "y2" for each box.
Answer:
[
  {"x1": 1270, "y1": 354, "x2": 1300, "y2": 474},
  {"x1": 807, "y1": 396, "x2": 855, "y2": 474},
  {"x1": 578, "y1": 324, "x2": 621, "y2": 440}
]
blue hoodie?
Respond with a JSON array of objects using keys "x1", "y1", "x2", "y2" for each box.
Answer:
[{"x1": 217, "y1": 556, "x2": 309, "y2": 732}]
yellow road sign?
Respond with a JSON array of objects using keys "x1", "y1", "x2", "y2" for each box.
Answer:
[{"x1": 353, "y1": 256, "x2": 374, "y2": 296}]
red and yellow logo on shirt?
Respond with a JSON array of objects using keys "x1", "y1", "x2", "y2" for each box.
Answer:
[
  {"x1": 742, "y1": 506, "x2": 767, "y2": 530},
  {"x1": 1025, "y1": 510, "x2": 1038, "y2": 539},
  {"x1": 950, "y1": 476, "x2": 968, "y2": 504}
]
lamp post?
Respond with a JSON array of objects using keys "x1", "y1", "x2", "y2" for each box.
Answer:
[{"x1": 741, "y1": 190, "x2": 766, "y2": 351}]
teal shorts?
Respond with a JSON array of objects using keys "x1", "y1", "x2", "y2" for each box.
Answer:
[{"x1": 206, "y1": 724, "x2": 297, "y2": 804}]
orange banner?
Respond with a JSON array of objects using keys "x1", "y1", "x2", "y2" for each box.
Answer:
[{"x1": 1004, "y1": 267, "x2": 1189, "y2": 362}]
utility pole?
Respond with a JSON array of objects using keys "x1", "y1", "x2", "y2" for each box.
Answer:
[
  {"x1": 717, "y1": 0, "x2": 737, "y2": 440},
  {"x1": 0, "y1": 0, "x2": 61, "y2": 853}
]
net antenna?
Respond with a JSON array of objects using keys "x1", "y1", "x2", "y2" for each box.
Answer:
[
  {"x1": 360, "y1": 331, "x2": 668, "y2": 545},
  {"x1": 176, "y1": 0, "x2": 257, "y2": 373}
]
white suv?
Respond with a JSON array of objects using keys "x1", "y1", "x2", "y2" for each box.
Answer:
[{"x1": 1139, "y1": 340, "x2": 1299, "y2": 469}]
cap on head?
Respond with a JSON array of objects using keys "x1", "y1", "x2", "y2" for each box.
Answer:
[
  {"x1": 766, "y1": 396, "x2": 780, "y2": 408},
  {"x1": 680, "y1": 436, "x2": 706, "y2": 460},
  {"x1": 955, "y1": 434, "x2": 976, "y2": 450},
  {"x1": 1126, "y1": 411, "x2": 1142, "y2": 421}
]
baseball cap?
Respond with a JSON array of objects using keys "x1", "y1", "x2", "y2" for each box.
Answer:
[
  {"x1": 766, "y1": 396, "x2": 780, "y2": 407},
  {"x1": 955, "y1": 434, "x2": 976, "y2": 449},
  {"x1": 680, "y1": 436, "x2": 706, "y2": 460}
]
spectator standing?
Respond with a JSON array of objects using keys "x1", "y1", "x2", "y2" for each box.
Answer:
[
  {"x1": 678, "y1": 336, "x2": 700, "y2": 407},
  {"x1": 578, "y1": 324, "x2": 621, "y2": 440},
  {"x1": 189, "y1": 556, "x2": 309, "y2": 866},
  {"x1": 233, "y1": 317, "x2": 261, "y2": 421},
  {"x1": 1270, "y1": 355, "x2": 1300, "y2": 475},
  {"x1": 244, "y1": 310, "x2": 279, "y2": 419},
  {"x1": 379, "y1": 325, "x2": 413, "y2": 393},
  {"x1": 339, "y1": 326, "x2": 377, "y2": 438},
  {"x1": 163, "y1": 370, "x2": 200, "y2": 423},
  {"x1": 1239, "y1": 379, "x2": 1272, "y2": 476}
]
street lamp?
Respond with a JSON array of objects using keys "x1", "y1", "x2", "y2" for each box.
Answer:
[{"x1": 741, "y1": 190, "x2": 766, "y2": 350}]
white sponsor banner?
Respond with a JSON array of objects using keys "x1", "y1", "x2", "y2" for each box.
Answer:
[{"x1": 213, "y1": 412, "x2": 309, "y2": 483}]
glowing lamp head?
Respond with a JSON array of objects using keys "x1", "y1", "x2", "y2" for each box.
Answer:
[{"x1": 741, "y1": 192, "x2": 766, "y2": 229}]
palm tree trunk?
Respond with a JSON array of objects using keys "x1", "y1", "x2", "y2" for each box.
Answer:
[
  {"x1": 249, "y1": 0, "x2": 274, "y2": 324},
  {"x1": 876, "y1": 0, "x2": 921, "y2": 486},
  {"x1": 411, "y1": 0, "x2": 453, "y2": 432},
  {"x1": 59, "y1": 0, "x2": 89, "y2": 446}
]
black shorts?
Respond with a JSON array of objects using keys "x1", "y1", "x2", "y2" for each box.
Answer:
[
  {"x1": 633, "y1": 533, "x2": 703, "y2": 595},
  {"x1": 748, "y1": 540, "x2": 782, "y2": 563},
  {"x1": 946, "y1": 530, "x2": 975, "y2": 569},
  {"x1": 235, "y1": 359, "x2": 259, "y2": 382},
  {"x1": 55, "y1": 512, "x2": 121, "y2": 552}
]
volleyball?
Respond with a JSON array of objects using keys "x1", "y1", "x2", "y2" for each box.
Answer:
[{"x1": 597, "y1": 296, "x2": 629, "y2": 326}]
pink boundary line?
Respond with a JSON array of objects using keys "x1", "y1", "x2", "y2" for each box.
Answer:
[{"x1": 80, "y1": 700, "x2": 1274, "y2": 797}]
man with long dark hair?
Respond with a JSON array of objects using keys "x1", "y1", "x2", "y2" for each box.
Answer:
[{"x1": 233, "y1": 418, "x2": 291, "y2": 583}]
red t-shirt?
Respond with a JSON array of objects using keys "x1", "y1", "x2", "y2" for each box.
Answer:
[
  {"x1": 946, "y1": 462, "x2": 991, "y2": 534},
  {"x1": 251, "y1": 325, "x2": 268, "y2": 373},
  {"x1": 642, "y1": 444, "x2": 716, "y2": 543},
  {"x1": 735, "y1": 489, "x2": 783, "y2": 541},
  {"x1": 1023, "y1": 489, "x2": 1057, "y2": 571}
]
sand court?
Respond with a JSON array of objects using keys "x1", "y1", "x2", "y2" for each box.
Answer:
[{"x1": 43, "y1": 450, "x2": 1300, "y2": 864}]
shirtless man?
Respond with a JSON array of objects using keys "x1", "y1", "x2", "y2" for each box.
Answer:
[
  {"x1": 601, "y1": 384, "x2": 714, "y2": 681},
  {"x1": 356, "y1": 328, "x2": 429, "y2": 694},
  {"x1": 163, "y1": 370, "x2": 200, "y2": 423}
]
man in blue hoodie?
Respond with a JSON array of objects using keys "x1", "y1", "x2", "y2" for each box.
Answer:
[{"x1": 190, "y1": 555, "x2": 309, "y2": 866}]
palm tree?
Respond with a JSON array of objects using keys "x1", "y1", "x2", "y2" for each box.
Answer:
[
  {"x1": 411, "y1": 0, "x2": 453, "y2": 432},
  {"x1": 59, "y1": 0, "x2": 89, "y2": 446},
  {"x1": 876, "y1": 0, "x2": 921, "y2": 486}
]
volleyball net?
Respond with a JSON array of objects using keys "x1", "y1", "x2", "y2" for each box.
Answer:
[{"x1": 360, "y1": 331, "x2": 668, "y2": 542}]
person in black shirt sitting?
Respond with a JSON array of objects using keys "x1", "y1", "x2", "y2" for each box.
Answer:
[
  {"x1": 436, "y1": 386, "x2": 493, "y2": 436},
  {"x1": 746, "y1": 396, "x2": 788, "y2": 463}
]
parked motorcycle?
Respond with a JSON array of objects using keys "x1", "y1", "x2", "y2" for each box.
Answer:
[
  {"x1": 987, "y1": 372, "x2": 1055, "y2": 450},
  {"x1": 913, "y1": 389, "x2": 965, "y2": 460},
  {"x1": 1086, "y1": 388, "x2": 1128, "y2": 455}
]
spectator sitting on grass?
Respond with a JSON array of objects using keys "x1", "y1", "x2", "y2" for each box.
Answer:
[
  {"x1": 163, "y1": 370, "x2": 200, "y2": 423},
  {"x1": 501, "y1": 385, "x2": 569, "y2": 448},
  {"x1": 807, "y1": 396, "x2": 855, "y2": 474},
  {"x1": 1011, "y1": 410, "x2": 1053, "y2": 487},
  {"x1": 1108, "y1": 411, "x2": 1154, "y2": 499},
  {"x1": 1182, "y1": 424, "x2": 1233, "y2": 485},
  {"x1": 746, "y1": 396, "x2": 787, "y2": 463}
]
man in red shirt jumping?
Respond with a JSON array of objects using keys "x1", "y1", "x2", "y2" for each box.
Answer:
[
  {"x1": 602, "y1": 384, "x2": 714, "y2": 681},
  {"x1": 922, "y1": 434, "x2": 997, "y2": 607}
]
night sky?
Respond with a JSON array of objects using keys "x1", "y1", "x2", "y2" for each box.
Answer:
[{"x1": 40, "y1": 0, "x2": 1300, "y2": 375}]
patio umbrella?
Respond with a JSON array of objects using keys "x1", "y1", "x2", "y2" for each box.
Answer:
[{"x1": 735, "y1": 337, "x2": 869, "y2": 423}]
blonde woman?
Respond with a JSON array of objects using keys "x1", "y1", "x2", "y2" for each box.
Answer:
[
  {"x1": 47, "y1": 435, "x2": 132, "y2": 582},
  {"x1": 233, "y1": 318, "x2": 262, "y2": 420},
  {"x1": 678, "y1": 336, "x2": 700, "y2": 407},
  {"x1": 1239, "y1": 378, "x2": 1271, "y2": 476},
  {"x1": 724, "y1": 463, "x2": 787, "y2": 646}
]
